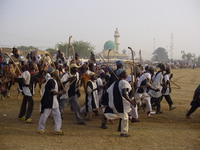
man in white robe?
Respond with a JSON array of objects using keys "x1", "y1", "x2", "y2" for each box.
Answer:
[
  {"x1": 107, "y1": 69, "x2": 135, "y2": 137},
  {"x1": 37, "y1": 66, "x2": 65, "y2": 135}
]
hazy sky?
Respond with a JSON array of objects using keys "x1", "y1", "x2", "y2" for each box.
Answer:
[{"x1": 0, "y1": 0, "x2": 200, "y2": 60}]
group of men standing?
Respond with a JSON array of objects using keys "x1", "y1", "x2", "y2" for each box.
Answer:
[
  {"x1": 96, "y1": 61, "x2": 177, "y2": 137},
  {"x1": 0, "y1": 47, "x2": 182, "y2": 137}
]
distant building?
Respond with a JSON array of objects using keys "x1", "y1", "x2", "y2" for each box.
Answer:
[{"x1": 101, "y1": 28, "x2": 128, "y2": 60}]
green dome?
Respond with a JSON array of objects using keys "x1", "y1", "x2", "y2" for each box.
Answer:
[{"x1": 104, "y1": 40, "x2": 116, "y2": 50}]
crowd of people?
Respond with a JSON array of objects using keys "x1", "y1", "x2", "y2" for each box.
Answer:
[{"x1": 0, "y1": 47, "x2": 199, "y2": 137}]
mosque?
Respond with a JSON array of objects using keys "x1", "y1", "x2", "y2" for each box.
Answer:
[{"x1": 101, "y1": 28, "x2": 129, "y2": 60}]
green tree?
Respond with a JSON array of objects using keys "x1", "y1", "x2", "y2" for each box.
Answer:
[
  {"x1": 152, "y1": 47, "x2": 169, "y2": 62},
  {"x1": 197, "y1": 56, "x2": 200, "y2": 65},
  {"x1": 17, "y1": 46, "x2": 39, "y2": 51},
  {"x1": 56, "y1": 40, "x2": 95, "y2": 58},
  {"x1": 72, "y1": 41, "x2": 95, "y2": 58},
  {"x1": 181, "y1": 51, "x2": 196, "y2": 62},
  {"x1": 56, "y1": 42, "x2": 68, "y2": 55},
  {"x1": 46, "y1": 48, "x2": 57, "y2": 53}
]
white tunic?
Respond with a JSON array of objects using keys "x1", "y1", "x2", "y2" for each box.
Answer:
[
  {"x1": 41, "y1": 75, "x2": 59, "y2": 109},
  {"x1": 148, "y1": 71, "x2": 163, "y2": 98},
  {"x1": 60, "y1": 72, "x2": 79, "y2": 99},
  {"x1": 87, "y1": 80, "x2": 99, "y2": 109},
  {"x1": 107, "y1": 79, "x2": 132, "y2": 114},
  {"x1": 163, "y1": 74, "x2": 170, "y2": 95},
  {"x1": 96, "y1": 77, "x2": 103, "y2": 102},
  {"x1": 52, "y1": 79, "x2": 59, "y2": 109},
  {"x1": 136, "y1": 72, "x2": 151, "y2": 94},
  {"x1": 21, "y1": 71, "x2": 32, "y2": 97}
]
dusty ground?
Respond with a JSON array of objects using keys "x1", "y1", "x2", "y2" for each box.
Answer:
[{"x1": 0, "y1": 68, "x2": 200, "y2": 150}]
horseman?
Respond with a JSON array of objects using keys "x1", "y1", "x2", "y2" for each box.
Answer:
[
  {"x1": 56, "y1": 50, "x2": 66, "y2": 64},
  {"x1": 3, "y1": 47, "x2": 23, "y2": 98},
  {"x1": 10, "y1": 47, "x2": 23, "y2": 64}
]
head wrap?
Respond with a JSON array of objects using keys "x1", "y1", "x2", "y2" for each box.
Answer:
[
  {"x1": 116, "y1": 60, "x2": 123, "y2": 66},
  {"x1": 47, "y1": 66, "x2": 55, "y2": 74},
  {"x1": 89, "y1": 72, "x2": 95, "y2": 78},
  {"x1": 98, "y1": 69, "x2": 105, "y2": 75}
]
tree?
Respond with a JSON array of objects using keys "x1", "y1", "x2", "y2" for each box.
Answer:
[
  {"x1": 152, "y1": 47, "x2": 169, "y2": 62},
  {"x1": 17, "y1": 46, "x2": 39, "y2": 51},
  {"x1": 73, "y1": 41, "x2": 95, "y2": 58},
  {"x1": 181, "y1": 51, "x2": 196, "y2": 62},
  {"x1": 197, "y1": 56, "x2": 200, "y2": 65},
  {"x1": 46, "y1": 48, "x2": 57, "y2": 53},
  {"x1": 56, "y1": 40, "x2": 95, "y2": 58},
  {"x1": 56, "y1": 42, "x2": 68, "y2": 55}
]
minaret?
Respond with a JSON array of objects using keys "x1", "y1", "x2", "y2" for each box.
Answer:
[
  {"x1": 114, "y1": 28, "x2": 120, "y2": 52},
  {"x1": 169, "y1": 33, "x2": 174, "y2": 60}
]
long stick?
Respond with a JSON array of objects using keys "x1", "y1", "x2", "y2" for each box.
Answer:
[
  {"x1": 67, "y1": 36, "x2": 76, "y2": 74},
  {"x1": 107, "y1": 49, "x2": 112, "y2": 66},
  {"x1": 142, "y1": 72, "x2": 158, "y2": 89},
  {"x1": 67, "y1": 36, "x2": 72, "y2": 74},
  {"x1": 64, "y1": 78, "x2": 77, "y2": 90},
  {"x1": 170, "y1": 80, "x2": 181, "y2": 89},
  {"x1": 99, "y1": 53, "x2": 119, "y2": 80},
  {"x1": 139, "y1": 49, "x2": 142, "y2": 64},
  {"x1": 128, "y1": 47, "x2": 136, "y2": 97},
  {"x1": 68, "y1": 35, "x2": 72, "y2": 58},
  {"x1": 101, "y1": 95, "x2": 149, "y2": 108},
  {"x1": 68, "y1": 35, "x2": 75, "y2": 60}
]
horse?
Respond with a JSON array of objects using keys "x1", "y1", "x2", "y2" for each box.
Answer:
[{"x1": 2, "y1": 63, "x2": 20, "y2": 98}]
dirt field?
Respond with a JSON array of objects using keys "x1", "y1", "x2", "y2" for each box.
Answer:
[{"x1": 0, "y1": 68, "x2": 200, "y2": 150}]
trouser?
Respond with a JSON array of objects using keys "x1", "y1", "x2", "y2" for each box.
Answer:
[
  {"x1": 129, "y1": 105, "x2": 138, "y2": 119},
  {"x1": 101, "y1": 107, "x2": 114, "y2": 126},
  {"x1": 38, "y1": 108, "x2": 62, "y2": 132},
  {"x1": 129, "y1": 93, "x2": 153, "y2": 119},
  {"x1": 61, "y1": 96, "x2": 84, "y2": 123},
  {"x1": 18, "y1": 95, "x2": 34, "y2": 119},
  {"x1": 6, "y1": 80, "x2": 12, "y2": 91},
  {"x1": 151, "y1": 96, "x2": 162, "y2": 113},
  {"x1": 135, "y1": 93, "x2": 152, "y2": 112},
  {"x1": 186, "y1": 105, "x2": 198, "y2": 116},
  {"x1": 161, "y1": 95, "x2": 173, "y2": 107},
  {"x1": 119, "y1": 113, "x2": 129, "y2": 134},
  {"x1": 104, "y1": 112, "x2": 129, "y2": 134}
]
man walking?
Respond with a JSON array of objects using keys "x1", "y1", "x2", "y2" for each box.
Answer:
[
  {"x1": 37, "y1": 66, "x2": 65, "y2": 135},
  {"x1": 107, "y1": 69, "x2": 134, "y2": 137},
  {"x1": 60, "y1": 64, "x2": 85, "y2": 125}
]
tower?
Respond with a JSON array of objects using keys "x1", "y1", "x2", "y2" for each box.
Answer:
[
  {"x1": 114, "y1": 28, "x2": 120, "y2": 51},
  {"x1": 169, "y1": 33, "x2": 174, "y2": 60}
]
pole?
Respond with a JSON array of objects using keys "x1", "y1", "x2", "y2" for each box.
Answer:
[
  {"x1": 108, "y1": 49, "x2": 111, "y2": 66},
  {"x1": 139, "y1": 49, "x2": 142, "y2": 64},
  {"x1": 68, "y1": 35, "x2": 72, "y2": 58},
  {"x1": 128, "y1": 47, "x2": 136, "y2": 97}
]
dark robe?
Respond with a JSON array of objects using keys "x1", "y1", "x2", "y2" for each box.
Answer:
[
  {"x1": 113, "y1": 80, "x2": 124, "y2": 113},
  {"x1": 190, "y1": 85, "x2": 200, "y2": 107},
  {"x1": 40, "y1": 79, "x2": 55, "y2": 113}
]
